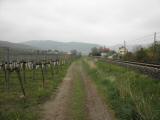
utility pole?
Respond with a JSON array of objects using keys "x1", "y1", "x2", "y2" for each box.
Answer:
[
  {"x1": 124, "y1": 40, "x2": 126, "y2": 48},
  {"x1": 153, "y1": 32, "x2": 157, "y2": 59},
  {"x1": 154, "y1": 32, "x2": 157, "y2": 44},
  {"x1": 124, "y1": 40, "x2": 127, "y2": 54}
]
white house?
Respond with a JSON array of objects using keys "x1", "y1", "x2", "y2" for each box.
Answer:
[{"x1": 118, "y1": 46, "x2": 128, "y2": 56}]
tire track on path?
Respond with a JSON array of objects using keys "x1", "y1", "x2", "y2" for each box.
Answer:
[
  {"x1": 41, "y1": 64, "x2": 75, "y2": 120},
  {"x1": 79, "y1": 62, "x2": 113, "y2": 120},
  {"x1": 40, "y1": 61, "x2": 113, "y2": 120}
]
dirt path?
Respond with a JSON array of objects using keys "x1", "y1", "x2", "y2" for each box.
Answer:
[
  {"x1": 79, "y1": 64, "x2": 113, "y2": 120},
  {"x1": 41, "y1": 61, "x2": 113, "y2": 120},
  {"x1": 41, "y1": 64, "x2": 75, "y2": 120}
]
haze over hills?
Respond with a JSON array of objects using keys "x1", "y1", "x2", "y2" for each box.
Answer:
[
  {"x1": 22, "y1": 40, "x2": 100, "y2": 55},
  {"x1": 0, "y1": 40, "x2": 152, "y2": 55},
  {"x1": 0, "y1": 40, "x2": 100, "y2": 54},
  {"x1": 0, "y1": 40, "x2": 35, "y2": 51}
]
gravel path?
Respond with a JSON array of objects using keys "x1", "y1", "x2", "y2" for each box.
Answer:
[
  {"x1": 41, "y1": 64, "x2": 74, "y2": 120},
  {"x1": 79, "y1": 64, "x2": 113, "y2": 120},
  {"x1": 41, "y1": 61, "x2": 114, "y2": 120}
]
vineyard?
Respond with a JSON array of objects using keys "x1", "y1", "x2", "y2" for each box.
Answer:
[
  {"x1": 0, "y1": 47, "x2": 74, "y2": 120},
  {"x1": 1, "y1": 0, "x2": 160, "y2": 119},
  {"x1": 0, "y1": 47, "x2": 160, "y2": 120}
]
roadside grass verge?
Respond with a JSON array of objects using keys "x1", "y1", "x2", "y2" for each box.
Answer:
[
  {"x1": 0, "y1": 64, "x2": 70, "y2": 120},
  {"x1": 83, "y1": 58, "x2": 160, "y2": 120},
  {"x1": 69, "y1": 61, "x2": 87, "y2": 120}
]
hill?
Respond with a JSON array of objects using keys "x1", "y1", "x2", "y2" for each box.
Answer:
[
  {"x1": 22, "y1": 40, "x2": 100, "y2": 55},
  {"x1": 0, "y1": 40, "x2": 35, "y2": 51}
]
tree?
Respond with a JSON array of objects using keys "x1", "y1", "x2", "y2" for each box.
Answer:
[
  {"x1": 70, "y1": 49, "x2": 78, "y2": 56},
  {"x1": 90, "y1": 47, "x2": 101, "y2": 56},
  {"x1": 135, "y1": 48, "x2": 148, "y2": 62},
  {"x1": 123, "y1": 52, "x2": 135, "y2": 61}
]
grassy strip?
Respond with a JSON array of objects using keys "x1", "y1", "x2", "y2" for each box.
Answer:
[
  {"x1": 83, "y1": 58, "x2": 160, "y2": 120},
  {"x1": 0, "y1": 64, "x2": 70, "y2": 120},
  {"x1": 69, "y1": 62, "x2": 86, "y2": 120}
]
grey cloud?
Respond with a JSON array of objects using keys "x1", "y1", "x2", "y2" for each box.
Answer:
[{"x1": 0, "y1": 0, "x2": 160, "y2": 45}]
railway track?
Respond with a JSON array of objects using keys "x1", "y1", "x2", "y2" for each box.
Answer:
[
  {"x1": 93, "y1": 56, "x2": 160, "y2": 80},
  {"x1": 94, "y1": 56, "x2": 160, "y2": 69},
  {"x1": 113, "y1": 60, "x2": 160, "y2": 69}
]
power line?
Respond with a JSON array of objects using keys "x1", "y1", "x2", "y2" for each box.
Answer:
[
  {"x1": 156, "y1": 32, "x2": 160, "y2": 34},
  {"x1": 127, "y1": 34, "x2": 154, "y2": 43},
  {"x1": 127, "y1": 32, "x2": 160, "y2": 43}
]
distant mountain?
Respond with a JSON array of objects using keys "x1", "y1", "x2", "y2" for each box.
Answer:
[
  {"x1": 0, "y1": 40, "x2": 35, "y2": 51},
  {"x1": 22, "y1": 40, "x2": 100, "y2": 55},
  {"x1": 0, "y1": 40, "x2": 152, "y2": 55}
]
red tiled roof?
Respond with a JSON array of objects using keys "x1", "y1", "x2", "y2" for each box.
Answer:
[{"x1": 99, "y1": 47, "x2": 110, "y2": 52}]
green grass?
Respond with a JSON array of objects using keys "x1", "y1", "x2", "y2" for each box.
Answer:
[
  {"x1": 0, "y1": 64, "x2": 70, "y2": 120},
  {"x1": 69, "y1": 62, "x2": 86, "y2": 120},
  {"x1": 83, "y1": 58, "x2": 160, "y2": 120}
]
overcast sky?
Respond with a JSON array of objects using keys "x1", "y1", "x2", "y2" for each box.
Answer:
[{"x1": 0, "y1": 0, "x2": 160, "y2": 46}]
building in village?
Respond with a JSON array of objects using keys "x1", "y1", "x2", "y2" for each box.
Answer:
[
  {"x1": 98, "y1": 46, "x2": 117, "y2": 59},
  {"x1": 118, "y1": 46, "x2": 128, "y2": 56},
  {"x1": 99, "y1": 47, "x2": 110, "y2": 57}
]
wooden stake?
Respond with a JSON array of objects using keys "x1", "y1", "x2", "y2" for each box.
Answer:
[{"x1": 16, "y1": 67, "x2": 26, "y2": 97}]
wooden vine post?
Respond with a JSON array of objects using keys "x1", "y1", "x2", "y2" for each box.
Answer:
[
  {"x1": 2, "y1": 63, "x2": 8, "y2": 90},
  {"x1": 44, "y1": 61, "x2": 48, "y2": 80},
  {"x1": 16, "y1": 67, "x2": 26, "y2": 97},
  {"x1": 40, "y1": 63, "x2": 45, "y2": 88},
  {"x1": 32, "y1": 62, "x2": 36, "y2": 80},
  {"x1": 50, "y1": 60, "x2": 54, "y2": 80},
  {"x1": 55, "y1": 59, "x2": 59, "y2": 73},
  {"x1": 22, "y1": 61, "x2": 26, "y2": 83},
  {"x1": 6, "y1": 47, "x2": 10, "y2": 90}
]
